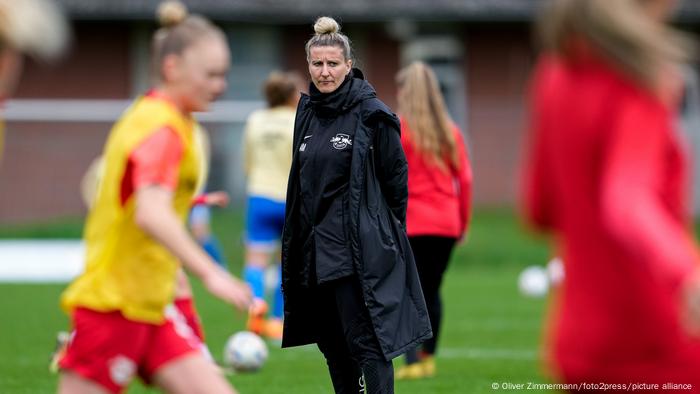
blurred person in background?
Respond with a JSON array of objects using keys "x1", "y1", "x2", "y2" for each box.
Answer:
[
  {"x1": 523, "y1": 0, "x2": 700, "y2": 388},
  {"x1": 0, "y1": 0, "x2": 69, "y2": 163},
  {"x1": 57, "y1": 2, "x2": 251, "y2": 393},
  {"x1": 394, "y1": 61, "x2": 472, "y2": 380},
  {"x1": 280, "y1": 16, "x2": 430, "y2": 394},
  {"x1": 177, "y1": 122, "x2": 232, "y2": 363},
  {"x1": 189, "y1": 124, "x2": 228, "y2": 269},
  {"x1": 242, "y1": 70, "x2": 301, "y2": 342},
  {"x1": 189, "y1": 202, "x2": 226, "y2": 265}
]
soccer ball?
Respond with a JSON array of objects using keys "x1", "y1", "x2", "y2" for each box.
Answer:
[
  {"x1": 223, "y1": 331, "x2": 268, "y2": 372},
  {"x1": 517, "y1": 265, "x2": 550, "y2": 298}
]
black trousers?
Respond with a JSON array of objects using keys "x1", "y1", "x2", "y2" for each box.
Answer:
[
  {"x1": 405, "y1": 236, "x2": 457, "y2": 364},
  {"x1": 315, "y1": 276, "x2": 394, "y2": 394}
]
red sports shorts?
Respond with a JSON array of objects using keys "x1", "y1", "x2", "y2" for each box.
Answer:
[{"x1": 59, "y1": 305, "x2": 201, "y2": 393}]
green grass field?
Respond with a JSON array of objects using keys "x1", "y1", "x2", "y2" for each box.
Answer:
[{"x1": 0, "y1": 209, "x2": 554, "y2": 393}]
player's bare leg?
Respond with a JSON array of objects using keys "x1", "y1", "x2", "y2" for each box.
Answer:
[
  {"x1": 57, "y1": 371, "x2": 110, "y2": 394},
  {"x1": 153, "y1": 353, "x2": 237, "y2": 394}
]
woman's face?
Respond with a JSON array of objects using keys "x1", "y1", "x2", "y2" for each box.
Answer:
[
  {"x1": 308, "y1": 45, "x2": 352, "y2": 94},
  {"x1": 165, "y1": 35, "x2": 230, "y2": 112}
]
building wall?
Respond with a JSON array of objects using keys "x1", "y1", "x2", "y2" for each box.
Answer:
[
  {"x1": 1, "y1": 22, "x2": 130, "y2": 223},
  {"x1": 15, "y1": 22, "x2": 131, "y2": 98},
  {"x1": 363, "y1": 26, "x2": 401, "y2": 109},
  {"x1": 0, "y1": 21, "x2": 534, "y2": 224},
  {"x1": 466, "y1": 24, "x2": 534, "y2": 206},
  {"x1": 0, "y1": 123, "x2": 111, "y2": 222}
]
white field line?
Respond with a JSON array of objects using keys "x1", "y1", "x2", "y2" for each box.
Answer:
[
  {"x1": 439, "y1": 347, "x2": 538, "y2": 360},
  {"x1": 275, "y1": 345, "x2": 538, "y2": 361},
  {"x1": 0, "y1": 240, "x2": 84, "y2": 282},
  {"x1": 2, "y1": 99, "x2": 264, "y2": 123}
]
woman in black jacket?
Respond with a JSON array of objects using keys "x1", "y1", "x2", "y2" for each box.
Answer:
[{"x1": 280, "y1": 16, "x2": 431, "y2": 394}]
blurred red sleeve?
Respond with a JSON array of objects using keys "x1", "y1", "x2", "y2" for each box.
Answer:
[
  {"x1": 454, "y1": 127, "x2": 472, "y2": 237},
  {"x1": 600, "y1": 91, "x2": 698, "y2": 289},
  {"x1": 121, "y1": 127, "x2": 183, "y2": 205},
  {"x1": 522, "y1": 58, "x2": 559, "y2": 230},
  {"x1": 191, "y1": 194, "x2": 207, "y2": 206}
]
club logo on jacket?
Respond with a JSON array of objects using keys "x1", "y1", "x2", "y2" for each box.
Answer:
[{"x1": 330, "y1": 133, "x2": 352, "y2": 150}]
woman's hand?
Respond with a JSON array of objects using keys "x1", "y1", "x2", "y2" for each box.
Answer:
[{"x1": 202, "y1": 266, "x2": 252, "y2": 312}]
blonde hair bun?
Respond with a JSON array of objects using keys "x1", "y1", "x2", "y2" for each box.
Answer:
[
  {"x1": 0, "y1": 0, "x2": 69, "y2": 61},
  {"x1": 157, "y1": 0, "x2": 188, "y2": 28},
  {"x1": 314, "y1": 16, "x2": 340, "y2": 35}
]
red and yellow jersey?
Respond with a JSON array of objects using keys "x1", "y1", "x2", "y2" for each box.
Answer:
[{"x1": 61, "y1": 93, "x2": 202, "y2": 324}]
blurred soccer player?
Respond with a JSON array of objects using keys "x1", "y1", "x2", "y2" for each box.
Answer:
[
  {"x1": 242, "y1": 71, "x2": 301, "y2": 341},
  {"x1": 57, "y1": 1, "x2": 251, "y2": 393},
  {"x1": 394, "y1": 61, "x2": 472, "y2": 380},
  {"x1": 523, "y1": 0, "x2": 700, "y2": 389},
  {"x1": 74, "y1": 126, "x2": 228, "y2": 361},
  {"x1": 69, "y1": 148, "x2": 231, "y2": 368},
  {"x1": 189, "y1": 124, "x2": 228, "y2": 268},
  {"x1": 0, "y1": 0, "x2": 69, "y2": 162}
]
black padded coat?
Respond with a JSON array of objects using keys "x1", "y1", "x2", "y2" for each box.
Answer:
[{"x1": 280, "y1": 69, "x2": 432, "y2": 360}]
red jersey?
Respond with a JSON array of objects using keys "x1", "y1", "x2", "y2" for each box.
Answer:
[
  {"x1": 523, "y1": 54, "x2": 700, "y2": 386},
  {"x1": 400, "y1": 119, "x2": 472, "y2": 238}
]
